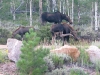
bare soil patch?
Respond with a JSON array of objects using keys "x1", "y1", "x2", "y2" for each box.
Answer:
[
  {"x1": 0, "y1": 62, "x2": 17, "y2": 75},
  {"x1": 0, "y1": 45, "x2": 7, "y2": 49}
]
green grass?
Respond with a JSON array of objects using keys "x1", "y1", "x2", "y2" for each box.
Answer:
[{"x1": 0, "y1": 49, "x2": 9, "y2": 63}]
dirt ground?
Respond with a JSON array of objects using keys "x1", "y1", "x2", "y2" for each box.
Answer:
[
  {"x1": 0, "y1": 45, "x2": 7, "y2": 49},
  {"x1": 0, "y1": 62, "x2": 17, "y2": 75}
]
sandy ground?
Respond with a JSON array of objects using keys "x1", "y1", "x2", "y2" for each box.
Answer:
[{"x1": 0, "y1": 45, "x2": 7, "y2": 49}]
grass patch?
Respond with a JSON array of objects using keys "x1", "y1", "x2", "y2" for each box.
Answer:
[{"x1": 0, "y1": 49, "x2": 8, "y2": 63}]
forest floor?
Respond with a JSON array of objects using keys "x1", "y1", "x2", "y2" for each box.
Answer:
[{"x1": 0, "y1": 45, "x2": 99, "y2": 75}]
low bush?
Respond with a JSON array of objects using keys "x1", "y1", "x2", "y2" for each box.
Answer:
[
  {"x1": 45, "y1": 68, "x2": 68, "y2": 75},
  {"x1": 69, "y1": 67, "x2": 89, "y2": 75},
  {"x1": 77, "y1": 46, "x2": 89, "y2": 65},
  {"x1": 0, "y1": 28, "x2": 11, "y2": 44},
  {"x1": 44, "y1": 53, "x2": 71, "y2": 72},
  {"x1": 0, "y1": 50, "x2": 8, "y2": 63},
  {"x1": 36, "y1": 25, "x2": 52, "y2": 44}
]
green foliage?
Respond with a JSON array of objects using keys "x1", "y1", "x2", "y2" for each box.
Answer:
[
  {"x1": 51, "y1": 53, "x2": 71, "y2": 68},
  {"x1": 0, "y1": 50, "x2": 8, "y2": 63},
  {"x1": 45, "y1": 68, "x2": 68, "y2": 75},
  {"x1": 44, "y1": 53, "x2": 71, "y2": 71},
  {"x1": 44, "y1": 55, "x2": 55, "y2": 71},
  {"x1": 51, "y1": 54, "x2": 64, "y2": 68},
  {"x1": 15, "y1": 13, "x2": 30, "y2": 26},
  {"x1": 45, "y1": 66, "x2": 89, "y2": 75},
  {"x1": 69, "y1": 68, "x2": 89, "y2": 75},
  {"x1": 0, "y1": 28, "x2": 11, "y2": 44},
  {"x1": 36, "y1": 25, "x2": 52, "y2": 42},
  {"x1": 0, "y1": 0, "x2": 12, "y2": 20},
  {"x1": 17, "y1": 28, "x2": 50, "y2": 75},
  {"x1": 77, "y1": 46, "x2": 90, "y2": 66}
]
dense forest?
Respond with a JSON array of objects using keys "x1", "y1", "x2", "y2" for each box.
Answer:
[{"x1": 0, "y1": 0, "x2": 100, "y2": 30}]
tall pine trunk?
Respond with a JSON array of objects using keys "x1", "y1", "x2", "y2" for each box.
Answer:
[
  {"x1": 39, "y1": 0, "x2": 42, "y2": 24},
  {"x1": 91, "y1": 2, "x2": 94, "y2": 29},
  {"x1": 50, "y1": 0, "x2": 53, "y2": 12},
  {"x1": 94, "y1": 2, "x2": 98, "y2": 31},
  {"x1": 10, "y1": 1, "x2": 16, "y2": 20},
  {"x1": 71, "y1": 0, "x2": 74, "y2": 26},
  {"x1": 78, "y1": 4, "x2": 80, "y2": 25},
  {"x1": 30, "y1": 0, "x2": 32, "y2": 26},
  {"x1": 67, "y1": 0, "x2": 70, "y2": 16},
  {"x1": 25, "y1": 0, "x2": 28, "y2": 20},
  {"x1": 47, "y1": 0, "x2": 50, "y2": 12}
]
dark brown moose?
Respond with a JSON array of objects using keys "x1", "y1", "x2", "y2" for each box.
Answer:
[
  {"x1": 50, "y1": 23, "x2": 79, "y2": 45},
  {"x1": 41, "y1": 11, "x2": 72, "y2": 25},
  {"x1": 12, "y1": 26, "x2": 34, "y2": 40}
]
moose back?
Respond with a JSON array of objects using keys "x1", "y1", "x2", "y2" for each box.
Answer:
[{"x1": 41, "y1": 11, "x2": 72, "y2": 25}]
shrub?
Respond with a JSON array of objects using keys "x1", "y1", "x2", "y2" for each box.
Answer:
[
  {"x1": 0, "y1": 50, "x2": 8, "y2": 63},
  {"x1": 69, "y1": 67, "x2": 89, "y2": 75},
  {"x1": 44, "y1": 53, "x2": 71, "y2": 72},
  {"x1": 44, "y1": 55, "x2": 55, "y2": 72},
  {"x1": 45, "y1": 66, "x2": 89, "y2": 75},
  {"x1": 45, "y1": 68, "x2": 68, "y2": 75},
  {"x1": 0, "y1": 28, "x2": 11, "y2": 44},
  {"x1": 17, "y1": 28, "x2": 50, "y2": 75},
  {"x1": 51, "y1": 53, "x2": 71, "y2": 68},
  {"x1": 52, "y1": 53, "x2": 63, "y2": 68},
  {"x1": 76, "y1": 46, "x2": 95, "y2": 69},
  {"x1": 36, "y1": 25, "x2": 52, "y2": 43}
]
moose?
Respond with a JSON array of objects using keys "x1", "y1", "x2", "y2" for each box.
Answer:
[
  {"x1": 50, "y1": 23, "x2": 79, "y2": 45},
  {"x1": 12, "y1": 26, "x2": 34, "y2": 40},
  {"x1": 41, "y1": 11, "x2": 72, "y2": 25}
]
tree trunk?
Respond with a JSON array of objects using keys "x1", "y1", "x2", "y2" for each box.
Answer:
[
  {"x1": 94, "y1": 2, "x2": 98, "y2": 31},
  {"x1": 91, "y1": 2, "x2": 94, "y2": 29},
  {"x1": 10, "y1": 1, "x2": 16, "y2": 20},
  {"x1": 39, "y1": 0, "x2": 42, "y2": 24},
  {"x1": 67, "y1": 0, "x2": 69, "y2": 16},
  {"x1": 78, "y1": 4, "x2": 80, "y2": 25},
  {"x1": 52, "y1": 0, "x2": 57, "y2": 12},
  {"x1": 13, "y1": 1, "x2": 16, "y2": 21},
  {"x1": 64, "y1": 0, "x2": 67, "y2": 14},
  {"x1": 60, "y1": 0, "x2": 61, "y2": 12},
  {"x1": 47, "y1": 0, "x2": 50, "y2": 12},
  {"x1": 71, "y1": 0, "x2": 74, "y2": 26},
  {"x1": 63, "y1": 0, "x2": 65, "y2": 14},
  {"x1": 30, "y1": 0, "x2": 32, "y2": 26},
  {"x1": 49, "y1": 0, "x2": 53, "y2": 12},
  {"x1": 25, "y1": 0, "x2": 28, "y2": 20}
]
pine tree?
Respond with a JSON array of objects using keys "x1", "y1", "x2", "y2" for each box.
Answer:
[{"x1": 17, "y1": 28, "x2": 49, "y2": 75}]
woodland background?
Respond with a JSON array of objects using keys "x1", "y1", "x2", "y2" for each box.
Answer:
[
  {"x1": 0, "y1": 0, "x2": 100, "y2": 29},
  {"x1": 0, "y1": 0, "x2": 100, "y2": 44}
]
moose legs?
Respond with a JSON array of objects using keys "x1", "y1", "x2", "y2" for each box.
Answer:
[
  {"x1": 51, "y1": 32, "x2": 63, "y2": 45},
  {"x1": 51, "y1": 32, "x2": 73, "y2": 45}
]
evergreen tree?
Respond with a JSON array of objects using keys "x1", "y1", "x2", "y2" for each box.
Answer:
[{"x1": 17, "y1": 28, "x2": 49, "y2": 75}]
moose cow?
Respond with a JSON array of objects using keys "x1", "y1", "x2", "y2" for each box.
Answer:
[
  {"x1": 41, "y1": 11, "x2": 72, "y2": 25},
  {"x1": 12, "y1": 26, "x2": 34, "y2": 40},
  {"x1": 50, "y1": 23, "x2": 79, "y2": 45}
]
